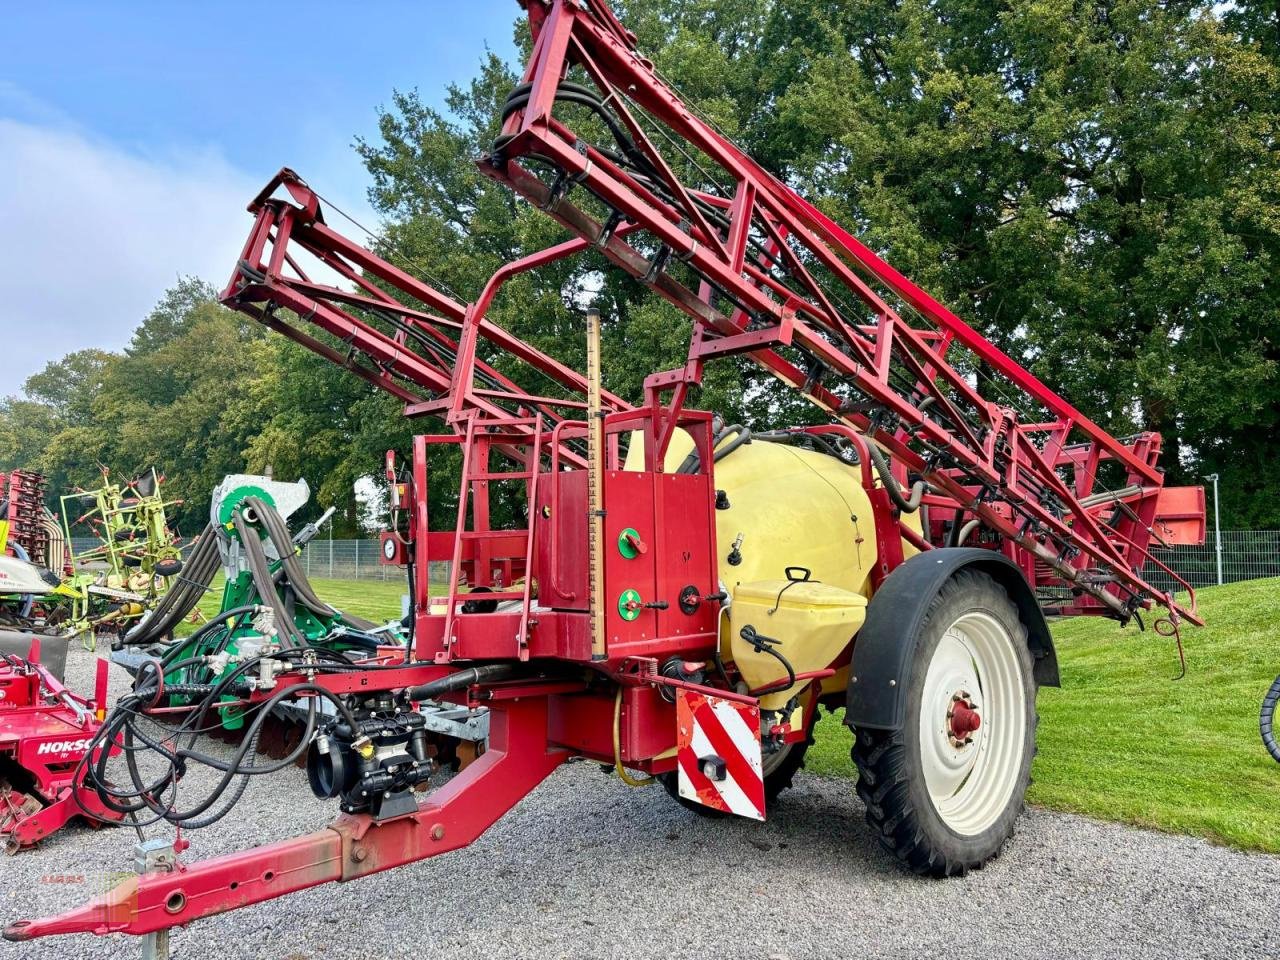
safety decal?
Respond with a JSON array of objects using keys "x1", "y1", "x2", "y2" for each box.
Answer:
[{"x1": 676, "y1": 688, "x2": 765, "y2": 820}]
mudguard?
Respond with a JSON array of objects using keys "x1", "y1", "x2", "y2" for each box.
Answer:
[{"x1": 845, "y1": 548, "x2": 1060, "y2": 732}]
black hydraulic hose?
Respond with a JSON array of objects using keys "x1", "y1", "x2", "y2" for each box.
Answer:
[
  {"x1": 754, "y1": 430, "x2": 849, "y2": 462},
  {"x1": 501, "y1": 82, "x2": 652, "y2": 173},
  {"x1": 82, "y1": 645, "x2": 371, "y2": 825},
  {"x1": 234, "y1": 510, "x2": 303, "y2": 648},
  {"x1": 181, "y1": 697, "x2": 320, "y2": 830},
  {"x1": 1262, "y1": 674, "x2": 1280, "y2": 763},
  {"x1": 248, "y1": 496, "x2": 336, "y2": 618},
  {"x1": 677, "y1": 425, "x2": 751, "y2": 475},
  {"x1": 404, "y1": 558, "x2": 416, "y2": 642},
  {"x1": 89, "y1": 681, "x2": 229, "y2": 815},
  {"x1": 159, "y1": 605, "x2": 261, "y2": 667},
  {"x1": 865, "y1": 441, "x2": 926, "y2": 513},
  {"x1": 94, "y1": 665, "x2": 356, "y2": 822},
  {"x1": 134, "y1": 682, "x2": 314, "y2": 824},
  {"x1": 739, "y1": 625, "x2": 795, "y2": 690},
  {"x1": 711, "y1": 426, "x2": 752, "y2": 462},
  {"x1": 247, "y1": 496, "x2": 379, "y2": 632},
  {"x1": 404, "y1": 663, "x2": 516, "y2": 702},
  {"x1": 124, "y1": 524, "x2": 220, "y2": 646}
]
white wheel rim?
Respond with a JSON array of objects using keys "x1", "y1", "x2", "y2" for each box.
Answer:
[{"x1": 918, "y1": 610, "x2": 1026, "y2": 836}]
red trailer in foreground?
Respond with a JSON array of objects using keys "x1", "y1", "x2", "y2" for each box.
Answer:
[
  {"x1": 0, "y1": 637, "x2": 120, "y2": 853},
  {"x1": 6, "y1": 0, "x2": 1202, "y2": 945}
]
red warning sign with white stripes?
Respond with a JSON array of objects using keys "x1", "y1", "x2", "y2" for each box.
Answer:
[{"x1": 676, "y1": 688, "x2": 765, "y2": 820}]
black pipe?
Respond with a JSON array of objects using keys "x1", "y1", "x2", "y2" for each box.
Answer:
[{"x1": 403, "y1": 664, "x2": 516, "y2": 703}]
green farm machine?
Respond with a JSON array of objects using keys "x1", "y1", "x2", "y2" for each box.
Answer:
[{"x1": 58, "y1": 467, "x2": 186, "y2": 648}]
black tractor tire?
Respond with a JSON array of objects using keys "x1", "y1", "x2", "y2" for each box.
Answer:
[
  {"x1": 155, "y1": 559, "x2": 183, "y2": 578},
  {"x1": 852, "y1": 569, "x2": 1037, "y2": 877},
  {"x1": 1261, "y1": 674, "x2": 1280, "y2": 763}
]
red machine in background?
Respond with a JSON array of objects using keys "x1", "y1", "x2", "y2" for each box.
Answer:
[
  {"x1": 0, "y1": 470, "x2": 52, "y2": 569},
  {"x1": 0, "y1": 470, "x2": 67, "y2": 580},
  {"x1": 0, "y1": 637, "x2": 120, "y2": 854},
  {"x1": 6, "y1": 0, "x2": 1204, "y2": 945}
]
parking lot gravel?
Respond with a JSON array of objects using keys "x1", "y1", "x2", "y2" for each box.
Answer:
[{"x1": 3, "y1": 646, "x2": 1277, "y2": 960}]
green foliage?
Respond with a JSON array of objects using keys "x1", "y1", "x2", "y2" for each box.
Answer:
[{"x1": 0, "y1": 0, "x2": 1277, "y2": 528}]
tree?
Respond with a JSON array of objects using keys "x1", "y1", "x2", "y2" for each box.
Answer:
[
  {"x1": 753, "y1": 0, "x2": 1278, "y2": 519},
  {"x1": 3, "y1": 0, "x2": 1276, "y2": 531}
]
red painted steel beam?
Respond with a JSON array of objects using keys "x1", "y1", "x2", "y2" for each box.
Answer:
[
  {"x1": 4, "y1": 696, "x2": 567, "y2": 942},
  {"x1": 220, "y1": 169, "x2": 634, "y2": 440},
  {"x1": 482, "y1": 0, "x2": 1197, "y2": 625}
]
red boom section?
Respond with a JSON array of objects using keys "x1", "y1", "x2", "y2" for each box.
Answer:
[
  {"x1": 215, "y1": 0, "x2": 1200, "y2": 628},
  {"x1": 220, "y1": 169, "x2": 632, "y2": 449},
  {"x1": 473, "y1": 0, "x2": 1200, "y2": 625}
]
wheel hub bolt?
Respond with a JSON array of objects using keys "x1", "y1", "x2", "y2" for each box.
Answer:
[{"x1": 947, "y1": 691, "x2": 981, "y2": 746}]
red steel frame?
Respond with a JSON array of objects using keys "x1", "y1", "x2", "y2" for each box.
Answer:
[
  {"x1": 1, "y1": 470, "x2": 50, "y2": 568},
  {"x1": 0, "y1": 638, "x2": 121, "y2": 853},
  {"x1": 6, "y1": 0, "x2": 1205, "y2": 943},
  {"x1": 480, "y1": 0, "x2": 1200, "y2": 625}
]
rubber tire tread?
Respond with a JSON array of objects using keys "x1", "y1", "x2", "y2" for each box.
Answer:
[
  {"x1": 1261, "y1": 673, "x2": 1280, "y2": 763},
  {"x1": 851, "y1": 569, "x2": 1037, "y2": 877}
]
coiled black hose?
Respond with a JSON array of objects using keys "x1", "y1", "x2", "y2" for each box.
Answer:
[
  {"x1": 245, "y1": 496, "x2": 378, "y2": 632},
  {"x1": 83, "y1": 648, "x2": 363, "y2": 826},
  {"x1": 865, "y1": 441, "x2": 926, "y2": 513},
  {"x1": 1262, "y1": 675, "x2": 1280, "y2": 763}
]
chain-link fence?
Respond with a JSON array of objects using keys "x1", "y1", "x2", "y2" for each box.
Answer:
[
  {"x1": 72, "y1": 532, "x2": 1278, "y2": 590},
  {"x1": 70, "y1": 537, "x2": 430, "y2": 583},
  {"x1": 1145, "y1": 530, "x2": 1280, "y2": 592}
]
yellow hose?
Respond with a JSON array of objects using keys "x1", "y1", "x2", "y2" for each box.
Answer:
[{"x1": 612, "y1": 687, "x2": 656, "y2": 787}]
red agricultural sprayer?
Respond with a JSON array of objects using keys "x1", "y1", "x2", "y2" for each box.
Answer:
[{"x1": 6, "y1": 0, "x2": 1204, "y2": 946}]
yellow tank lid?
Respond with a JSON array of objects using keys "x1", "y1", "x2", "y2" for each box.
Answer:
[{"x1": 733, "y1": 578, "x2": 867, "y2": 610}]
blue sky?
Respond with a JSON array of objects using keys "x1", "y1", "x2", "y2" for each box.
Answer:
[{"x1": 0, "y1": 1, "x2": 520, "y2": 386}]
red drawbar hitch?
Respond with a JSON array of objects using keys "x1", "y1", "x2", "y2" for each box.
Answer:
[{"x1": 4, "y1": 696, "x2": 566, "y2": 942}]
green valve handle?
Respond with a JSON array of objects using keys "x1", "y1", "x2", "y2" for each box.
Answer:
[
  {"x1": 617, "y1": 527, "x2": 646, "y2": 559},
  {"x1": 618, "y1": 588, "x2": 669, "y2": 620},
  {"x1": 618, "y1": 588, "x2": 642, "y2": 621}
]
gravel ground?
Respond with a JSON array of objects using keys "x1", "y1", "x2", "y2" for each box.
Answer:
[{"x1": 3, "y1": 646, "x2": 1278, "y2": 960}]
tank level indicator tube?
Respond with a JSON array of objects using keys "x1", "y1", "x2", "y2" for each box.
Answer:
[{"x1": 586, "y1": 308, "x2": 607, "y2": 660}]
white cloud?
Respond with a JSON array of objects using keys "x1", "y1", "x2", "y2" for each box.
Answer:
[
  {"x1": 0, "y1": 116, "x2": 383, "y2": 390},
  {"x1": 0, "y1": 117, "x2": 259, "y2": 385}
]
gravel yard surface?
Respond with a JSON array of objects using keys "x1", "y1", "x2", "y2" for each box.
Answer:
[{"x1": 3, "y1": 646, "x2": 1278, "y2": 960}]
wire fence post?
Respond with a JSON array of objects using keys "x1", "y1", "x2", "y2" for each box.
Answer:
[{"x1": 1207, "y1": 473, "x2": 1224, "y2": 587}]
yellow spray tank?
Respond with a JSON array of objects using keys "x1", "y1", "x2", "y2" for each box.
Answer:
[{"x1": 627, "y1": 427, "x2": 921, "y2": 711}]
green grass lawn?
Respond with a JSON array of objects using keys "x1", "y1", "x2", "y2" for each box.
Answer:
[
  {"x1": 807, "y1": 577, "x2": 1280, "y2": 854},
  {"x1": 190, "y1": 572, "x2": 1280, "y2": 852},
  {"x1": 181, "y1": 575, "x2": 410, "y2": 635}
]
